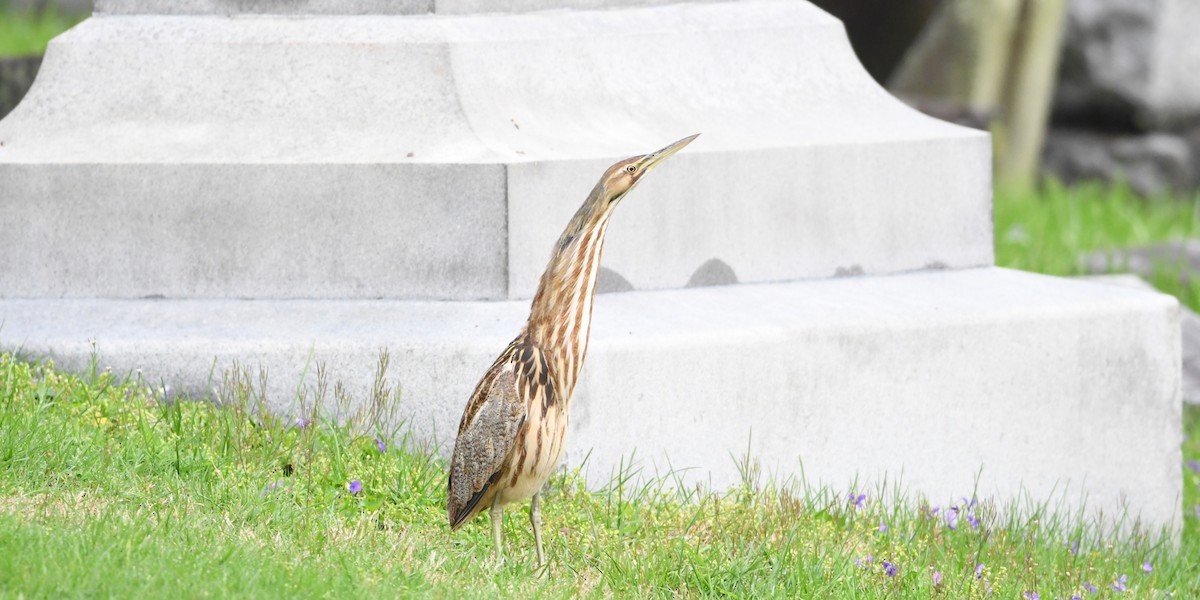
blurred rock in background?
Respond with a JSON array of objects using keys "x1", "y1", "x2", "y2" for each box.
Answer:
[
  {"x1": 1045, "y1": 0, "x2": 1200, "y2": 196},
  {"x1": 825, "y1": 0, "x2": 1200, "y2": 196}
]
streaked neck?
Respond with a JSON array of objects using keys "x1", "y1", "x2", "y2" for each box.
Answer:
[{"x1": 526, "y1": 200, "x2": 614, "y2": 401}]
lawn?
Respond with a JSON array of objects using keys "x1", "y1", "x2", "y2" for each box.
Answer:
[
  {"x1": 1, "y1": 354, "x2": 1196, "y2": 598},
  {"x1": 995, "y1": 180, "x2": 1200, "y2": 311},
  {"x1": 1, "y1": 183, "x2": 1198, "y2": 598}
]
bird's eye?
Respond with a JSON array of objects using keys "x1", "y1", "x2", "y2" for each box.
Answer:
[{"x1": 625, "y1": 165, "x2": 637, "y2": 173}]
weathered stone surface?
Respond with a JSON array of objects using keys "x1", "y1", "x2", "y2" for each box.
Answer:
[
  {"x1": 0, "y1": 163, "x2": 508, "y2": 300},
  {"x1": 0, "y1": 1, "x2": 991, "y2": 300},
  {"x1": 0, "y1": 268, "x2": 1181, "y2": 534},
  {"x1": 94, "y1": 0, "x2": 725, "y2": 15},
  {"x1": 1055, "y1": 0, "x2": 1200, "y2": 129},
  {"x1": 95, "y1": 0, "x2": 432, "y2": 15},
  {"x1": 1080, "y1": 246, "x2": 1200, "y2": 404},
  {"x1": 435, "y1": 0, "x2": 727, "y2": 14},
  {"x1": 1042, "y1": 128, "x2": 1197, "y2": 196},
  {"x1": 1081, "y1": 273, "x2": 1200, "y2": 405}
]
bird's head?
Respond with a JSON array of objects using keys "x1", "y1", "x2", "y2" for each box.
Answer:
[{"x1": 594, "y1": 134, "x2": 700, "y2": 206}]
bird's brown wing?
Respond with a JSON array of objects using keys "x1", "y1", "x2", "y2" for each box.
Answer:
[{"x1": 447, "y1": 349, "x2": 526, "y2": 529}]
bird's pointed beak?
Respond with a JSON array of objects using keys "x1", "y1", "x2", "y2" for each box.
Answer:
[{"x1": 637, "y1": 133, "x2": 700, "y2": 174}]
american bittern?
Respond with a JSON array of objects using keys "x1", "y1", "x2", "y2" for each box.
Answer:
[{"x1": 447, "y1": 134, "x2": 700, "y2": 564}]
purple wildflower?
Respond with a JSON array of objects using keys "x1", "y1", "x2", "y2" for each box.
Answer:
[
  {"x1": 1072, "y1": 596, "x2": 1082, "y2": 600},
  {"x1": 878, "y1": 521, "x2": 888, "y2": 533},
  {"x1": 1186, "y1": 459, "x2": 1200, "y2": 474},
  {"x1": 261, "y1": 481, "x2": 285, "y2": 495},
  {"x1": 374, "y1": 436, "x2": 387, "y2": 453},
  {"x1": 1083, "y1": 581, "x2": 1097, "y2": 593},
  {"x1": 932, "y1": 571, "x2": 943, "y2": 586},
  {"x1": 1142, "y1": 561, "x2": 1152, "y2": 574},
  {"x1": 882, "y1": 560, "x2": 897, "y2": 577},
  {"x1": 966, "y1": 513, "x2": 979, "y2": 529},
  {"x1": 1069, "y1": 539, "x2": 1079, "y2": 555},
  {"x1": 856, "y1": 555, "x2": 873, "y2": 568},
  {"x1": 348, "y1": 479, "x2": 363, "y2": 495},
  {"x1": 1023, "y1": 592, "x2": 1039, "y2": 600},
  {"x1": 849, "y1": 492, "x2": 866, "y2": 508},
  {"x1": 293, "y1": 417, "x2": 311, "y2": 429},
  {"x1": 1111, "y1": 574, "x2": 1127, "y2": 592},
  {"x1": 945, "y1": 506, "x2": 959, "y2": 530},
  {"x1": 975, "y1": 563, "x2": 984, "y2": 579}
]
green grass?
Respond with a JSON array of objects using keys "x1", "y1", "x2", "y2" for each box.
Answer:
[
  {"x1": 0, "y1": 353, "x2": 1197, "y2": 598},
  {"x1": 995, "y1": 180, "x2": 1200, "y2": 311},
  {"x1": 0, "y1": 5, "x2": 83, "y2": 58},
  {"x1": 1, "y1": 182, "x2": 1199, "y2": 597}
]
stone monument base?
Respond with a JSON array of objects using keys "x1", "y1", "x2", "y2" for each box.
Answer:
[{"x1": 1, "y1": 267, "x2": 1181, "y2": 534}]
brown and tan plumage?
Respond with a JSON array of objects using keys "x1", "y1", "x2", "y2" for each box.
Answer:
[{"x1": 448, "y1": 134, "x2": 699, "y2": 565}]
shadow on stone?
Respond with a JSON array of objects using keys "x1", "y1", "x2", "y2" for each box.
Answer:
[
  {"x1": 596, "y1": 266, "x2": 634, "y2": 294},
  {"x1": 686, "y1": 258, "x2": 739, "y2": 288}
]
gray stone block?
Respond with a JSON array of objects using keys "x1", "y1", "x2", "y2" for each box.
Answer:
[
  {"x1": 505, "y1": 140, "x2": 990, "y2": 297},
  {"x1": 0, "y1": 1, "x2": 991, "y2": 300},
  {"x1": 0, "y1": 267, "x2": 1180, "y2": 535},
  {"x1": 1080, "y1": 244, "x2": 1200, "y2": 406},
  {"x1": 1042, "y1": 128, "x2": 1197, "y2": 196},
  {"x1": 95, "y1": 0, "x2": 434, "y2": 15},
  {"x1": 435, "y1": 0, "x2": 726, "y2": 14},
  {"x1": 1080, "y1": 273, "x2": 1200, "y2": 406},
  {"x1": 1056, "y1": 0, "x2": 1200, "y2": 129},
  {"x1": 0, "y1": 164, "x2": 507, "y2": 299},
  {"x1": 1081, "y1": 240, "x2": 1200, "y2": 284},
  {"x1": 93, "y1": 0, "x2": 725, "y2": 15}
]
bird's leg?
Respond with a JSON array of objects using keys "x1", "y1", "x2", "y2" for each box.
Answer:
[
  {"x1": 490, "y1": 496, "x2": 504, "y2": 561},
  {"x1": 531, "y1": 492, "x2": 546, "y2": 566}
]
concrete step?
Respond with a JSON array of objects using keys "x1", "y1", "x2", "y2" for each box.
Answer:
[
  {"x1": 0, "y1": 267, "x2": 1181, "y2": 533},
  {"x1": 1081, "y1": 273, "x2": 1200, "y2": 405},
  {"x1": 0, "y1": 1, "x2": 990, "y2": 300}
]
